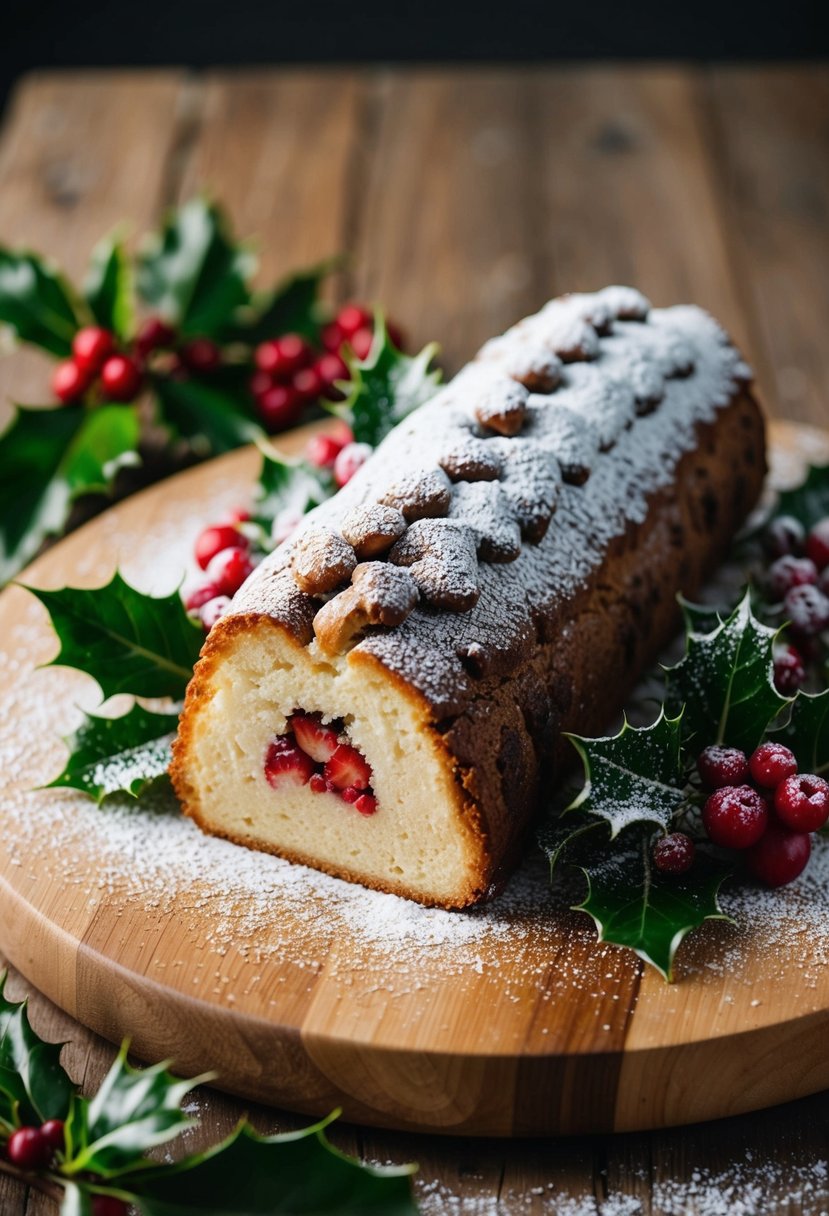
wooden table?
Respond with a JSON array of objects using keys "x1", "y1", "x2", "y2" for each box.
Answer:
[{"x1": 1, "y1": 65, "x2": 828, "y2": 1213}]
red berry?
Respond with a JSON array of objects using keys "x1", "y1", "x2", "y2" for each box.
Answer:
[
  {"x1": 290, "y1": 712, "x2": 340, "y2": 764},
  {"x1": 766, "y1": 555, "x2": 818, "y2": 599},
  {"x1": 774, "y1": 644, "x2": 807, "y2": 695},
  {"x1": 746, "y1": 822, "x2": 811, "y2": 887},
  {"x1": 774, "y1": 773, "x2": 829, "y2": 832},
  {"x1": 100, "y1": 354, "x2": 142, "y2": 401},
  {"x1": 323, "y1": 743, "x2": 372, "y2": 791},
  {"x1": 254, "y1": 341, "x2": 282, "y2": 375},
  {"x1": 333, "y1": 441, "x2": 372, "y2": 488},
  {"x1": 784, "y1": 583, "x2": 829, "y2": 637},
  {"x1": 184, "y1": 582, "x2": 222, "y2": 613},
  {"x1": 292, "y1": 366, "x2": 324, "y2": 402},
  {"x1": 135, "y1": 316, "x2": 176, "y2": 357},
  {"x1": 306, "y1": 431, "x2": 346, "y2": 469},
  {"x1": 336, "y1": 303, "x2": 372, "y2": 338},
  {"x1": 702, "y1": 785, "x2": 769, "y2": 850},
  {"x1": 748, "y1": 741, "x2": 798, "y2": 788},
  {"x1": 6, "y1": 1126, "x2": 51, "y2": 1169},
  {"x1": 315, "y1": 353, "x2": 349, "y2": 400},
  {"x1": 72, "y1": 326, "x2": 114, "y2": 372},
  {"x1": 348, "y1": 326, "x2": 374, "y2": 360},
  {"x1": 265, "y1": 737, "x2": 314, "y2": 789},
  {"x1": 806, "y1": 519, "x2": 829, "y2": 570},
  {"x1": 697, "y1": 745, "x2": 748, "y2": 789},
  {"x1": 355, "y1": 792, "x2": 378, "y2": 816},
  {"x1": 340, "y1": 785, "x2": 361, "y2": 804},
  {"x1": 309, "y1": 773, "x2": 328, "y2": 793},
  {"x1": 652, "y1": 832, "x2": 695, "y2": 875},
  {"x1": 199, "y1": 595, "x2": 231, "y2": 631},
  {"x1": 39, "y1": 1119, "x2": 65, "y2": 1154},
  {"x1": 762, "y1": 515, "x2": 805, "y2": 560},
  {"x1": 51, "y1": 359, "x2": 89, "y2": 403},
  {"x1": 194, "y1": 524, "x2": 246, "y2": 571},
  {"x1": 205, "y1": 547, "x2": 254, "y2": 597},
  {"x1": 91, "y1": 1196, "x2": 129, "y2": 1216},
  {"x1": 250, "y1": 369, "x2": 274, "y2": 399},
  {"x1": 180, "y1": 337, "x2": 221, "y2": 373},
  {"x1": 257, "y1": 384, "x2": 304, "y2": 432},
  {"x1": 321, "y1": 322, "x2": 344, "y2": 352}
]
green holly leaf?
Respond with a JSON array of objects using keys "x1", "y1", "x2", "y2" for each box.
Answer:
[
  {"x1": 774, "y1": 463, "x2": 829, "y2": 531},
  {"x1": 777, "y1": 690, "x2": 829, "y2": 775},
  {"x1": 0, "y1": 970, "x2": 74, "y2": 1131},
  {"x1": 0, "y1": 248, "x2": 81, "y2": 356},
  {"x1": 331, "y1": 316, "x2": 441, "y2": 447},
  {"x1": 48, "y1": 703, "x2": 179, "y2": 802},
  {"x1": 137, "y1": 199, "x2": 254, "y2": 338},
  {"x1": 153, "y1": 374, "x2": 263, "y2": 455},
  {"x1": 667, "y1": 590, "x2": 791, "y2": 753},
  {"x1": 24, "y1": 571, "x2": 203, "y2": 700},
  {"x1": 0, "y1": 403, "x2": 141, "y2": 586},
  {"x1": 62, "y1": 1044, "x2": 203, "y2": 1179},
  {"x1": 128, "y1": 1117, "x2": 417, "y2": 1215},
  {"x1": 85, "y1": 235, "x2": 134, "y2": 341},
  {"x1": 677, "y1": 595, "x2": 723, "y2": 637},
  {"x1": 565, "y1": 710, "x2": 686, "y2": 837},
  {"x1": 571, "y1": 828, "x2": 732, "y2": 981},
  {"x1": 254, "y1": 440, "x2": 332, "y2": 528},
  {"x1": 226, "y1": 258, "x2": 340, "y2": 345}
]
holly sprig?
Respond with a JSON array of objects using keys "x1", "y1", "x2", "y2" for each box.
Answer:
[{"x1": 0, "y1": 974, "x2": 417, "y2": 1215}]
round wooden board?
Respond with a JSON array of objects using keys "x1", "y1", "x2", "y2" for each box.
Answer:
[{"x1": 3, "y1": 419, "x2": 829, "y2": 1139}]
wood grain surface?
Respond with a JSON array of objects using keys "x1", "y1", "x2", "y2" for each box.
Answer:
[{"x1": 1, "y1": 63, "x2": 829, "y2": 1213}]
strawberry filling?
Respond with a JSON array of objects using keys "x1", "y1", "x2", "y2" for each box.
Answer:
[{"x1": 263, "y1": 712, "x2": 378, "y2": 813}]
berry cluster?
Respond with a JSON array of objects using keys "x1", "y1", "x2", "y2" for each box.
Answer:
[
  {"x1": 4, "y1": 1118, "x2": 128, "y2": 1214},
  {"x1": 51, "y1": 319, "x2": 221, "y2": 406},
  {"x1": 265, "y1": 712, "x2": 377, "y2": 815},
  {"x1": 697, "y1": 742, "x2": 828, "y2": 886},
  {"x1": 761, "y1": 513, "x2": 829, "y2": 694},
  {"x1": 183, "y1": 424, "x2": 370, "y2": 631},
  {"x1": 251, "y1": 302, "x2": 403, "y2": 433}
]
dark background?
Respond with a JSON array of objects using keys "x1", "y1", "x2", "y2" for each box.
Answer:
[{"x1": 2, "y1": 0, "x2": 828, "y2": 112}]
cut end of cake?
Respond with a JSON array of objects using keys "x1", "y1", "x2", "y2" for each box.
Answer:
[{"x1": 170, "y1": 615, "x2": 491, "y2": 908}]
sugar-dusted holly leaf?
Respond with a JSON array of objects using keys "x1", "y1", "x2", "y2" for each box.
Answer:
[
  {"x1": 62, "y1": 1044, "x2": 203, "y2": 1180},
  {"x1": 254, "y1": 439, "x2": 333, "y2": 528},
  {"x1": 571, "y1": 828, "x2": 732, "y2": 981},
  {"x1": 153, "y1": 374, "x2": 263, "y2": 455},
  {"x1": 48, "y1": 703, "x2": 179, "y2": 802},
  {"x1": 128, "y1": 1116, "x2": 417, "y2": 1215},
  {"x1": 667, "y1": 590, "x2": 791, "y2": 753},
  {"x1": 85, "y1": 234, "x2": 134, "y2": 342},
  {"x1": 137, "y1": 198, "x2": 254, "y2": 338},
  {"x1": 0, "y1": 248, "x2": 81, "y2": 356},
  {"x1": 565, "y1": 710, "x2": 686, "y2": 838},
  {"x1": 0, "y1": 970, "x2": 74, "y2": 1131},
  {"x1": 777, "y1": 690, "x2": 829, "y2": 775},
  {"x1": 226, "y1": 258, "x2": 341, "y2": 345},
  {"x1": 774, "y1": 464, "x2": 829, "y2": 531},
  {"x1": 677, "y1": 594, "x2": 723, "y2": 637},
  {"x1": 330, "y1": 316, "x2": 441, "y2": 447},
  {"x1": 538, "y1": 812, "x2": 608, "y2": 874},
  {"x1": 0, "y1": 403, "x2": 141, "y2": 586},
  {"x1": 24, "y1": 571, "x2": 203, "y2": 701}
]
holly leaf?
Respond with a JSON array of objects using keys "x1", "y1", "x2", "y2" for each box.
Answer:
[
  {"x1": 777, "y1": 690, "x2": 829, "y2": 775},
  {"x1": 0, "y1": 404, "x2": 141, "y2": 586},
  {"x1": 24, "y1": 571, "x2": 203, "y2": 700},
  {"x1": 137, "y1": 199, "x2": 254, "y2": 338},
  {"x1": 153, "y1": 374, "x2": 263, "y2": 455},
  {"x1": 773, "y1": 463, "x2": 829, "y2": 531},
  {"x1": 565, "y1": 710, "x2": 686, "y2": 837},
  {"x1": 667, "y1": 591, "x2": 791, "y2": 753},
  {"x1": 85, "y1": 235, "x2": 134, "y2": 342},
  {"x1": 48, "y1": 703, "x2": 179, "y2": 802},
  {"x1": 571, "y1": 829, "x2": 732, "y2": 981},
  {"x1": 331, "y1": 317, "x2": 441, "y2": 446},
  {"x1": 128, "y1": 1117, "x2": 417, "y2": 1215},
  {"x1": 254, "y1": 440, "x2": 332, "y2": 527},
  {"x1": 0, "y1": 970, "x2": 74, "y2": 1130},
  {"x1": 62, "y1": 1044, "x2": 202, "y2": 1180},
  {"x1": 225, "y1": 258, "x2": 340, "y2": 345},
  {"x1": 678, "y1": 595, "x2": 723, "y2": 637},
  {"x1": 0, "y1": 248, "x2": 81, "y2": 356}
]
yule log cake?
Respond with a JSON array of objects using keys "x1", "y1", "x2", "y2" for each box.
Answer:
[{"x1": 171, "y1": 287, "x2": 765, "y2": 909}]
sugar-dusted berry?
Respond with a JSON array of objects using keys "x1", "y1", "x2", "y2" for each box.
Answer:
[
  {"x1": 774, "y1": 773, "x2": 829, "y2": 832},
  {"x1": 652, "y1": 832, "x2": 695, "y2": 875},
  {"x1": 748, "y1": 741, "x2": 798, "y2": 789},
  {"x1": 746, "y1": 822, "x2": 811, "y2": 887},
  {"x1": 784, "y1": 583, "x2": 829, "y2": 636},
  {"x1": 697, "y1": 745, "x2": 748, "y2": 789},
  {"x1": 702, "y1": 785, "x2": 769, "y2": 850}
]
